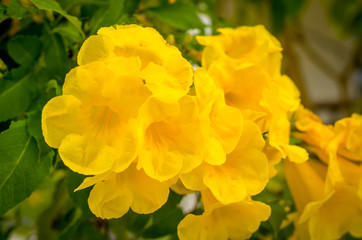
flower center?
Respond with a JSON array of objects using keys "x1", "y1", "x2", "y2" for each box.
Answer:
[{"x1": 85, "y1": 105, "x2": 122, "y2": 144}]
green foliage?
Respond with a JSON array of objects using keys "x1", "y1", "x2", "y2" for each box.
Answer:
[
  {"x1": 0, "y1": 4, "x2": 8, "y2": 24},
  {"x1": 252, "y1": 162, "x2": 295, "y2": 239},
  {"x1": 0, "y1": 73, "x2": 36, "y2": 122},
  {"x1": 0, "y1": 120, "x2": 52, "y2": 215},
  {"x1": 146, "y1": 0, "x2": 204, "y2": 31},
  {"x1": 270, "y1": 0, "x2": 305, "y2": 34},
  {"x1": 142, "y1": 191, "x2": 184, "y2": 238},
  {"x1": 88, "y1": 0, "x2": 127, "y2": 35},
  {"x1": 43, "y1": 30, "x2": 69, "y2": 80},
  {"x1": 7, "y1": 36, "x2": 42, "y2": 67},
  {"x1": 30, "y1": 0, "x2": 85, "y2": 37},
  {"x1": 7, "y1": 0, "x2": 28, "y2": 19},
  {"x1": 321, "y1": 0, "x2": 362, "y2": 37}
]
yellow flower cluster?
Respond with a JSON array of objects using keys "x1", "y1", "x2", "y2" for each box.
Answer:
[
  {"x1": 41, "y1": 24, "x2": 304, "y2": 239},
  {"x1": 285, "y1": 106, "x2": 362, "y2": 240}
]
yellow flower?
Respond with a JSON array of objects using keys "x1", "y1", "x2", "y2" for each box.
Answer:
[
  {"x1": 300, "y1": 185, "x2": 362, "y2": 240},
  {"x1": 75, "y1": 163, "x2": 170, "y2": 219},
  {"x1": 137, "y1": 95, "x2": 205, "y2": 181},
  {"x1": 197, "y1": 25, "x2": 307, "y2": 167},
  {"x1": 285, "y1": 159, "x2": 362, "y2": 240},
  {"x1": 181, "y1": 119, "x2": 269, "y2": 204},
  {"x1": 294, "y1": 108, "x2": 361, "y2": 192},
  {"x1": 78, "y1": 24, "x2": 193, "y2": 101},
  {"x1": 197, "y1": 25, "x2": 282, "y2": 77},
  {"x1": 177, "y1": 66, "x2": 268, "y2": 204},
  {"x1": 177, "y1": 190, "x2": 271, "y2": 240},
  {"x1": 193, "y1": 67, "x2": 243, "y2": 166},
  {"x1": 334, "y1": 114, "x2": 362, "y2": 162},
  {"x1": 294, "y1": 105, "x2": 335, "y2": 158},
  {"x1": 42, "y1": 57, "x2": 144, "y2": 175},
  {"x1": 42, "y1": 25, "x2": 194, "y2": 176}
]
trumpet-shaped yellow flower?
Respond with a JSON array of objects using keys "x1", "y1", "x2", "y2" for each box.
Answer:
[
  {"x1": 193, "y1": 67, "x2": 243, "y2": 166},
  {"x1": 78, "y1": 24, "x2": 193, "y2": 101},
  {"x1": 285, "y1": 159, "x2": 362, "y2": 240},
  {"x1": 197, "y1": 25, "x2": 307, "y2": 169},
  {"x1": 287, "y1": 111, "x2": 362, "y2": 239},
  {"x1": 42, "y1": 25, "x2": 194, "y2": 176},
  {"x1": 294, "y1": 105, "x2": 335, "y2": 158},
  {"x1": 334, "y1": 114, "x2": 362, "y2": 162},
  {"x1": 137, "y1": 96, "x2": 205, "y2": 181},
  {"x1": 75, "y1": 163, "x2": 170, "y2": 219},
  {"x1": 197, "y1": 25, "x2": 282, "y2": 77},
  {"x1": 177, "y1": 190, "x2": 271, "y2": 240},
  {"x1": 294, "y1": 108, "x2": 361, "y2": 191},
  {"x1": 42, "y1": 57, "x2": 145, "y2": 175},
  {"x1": 181, "y1": 119, "x2": 268, "y2": 204}
]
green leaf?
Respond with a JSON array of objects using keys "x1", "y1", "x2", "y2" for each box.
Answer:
[
  {"x1": 52, "y1": 23, "x2": 82, "y2": 43},
  {"x1": 146, "y1": 0, "x2": 204, "y2": 31},
  {"x1": 0, "y1": 4, "x2": 9, "y2": 24},
  {"x1": 66, "y1": 170, "x2": 93, "y2": 218},
  {"x1": 46, "y1": 79, "x2": 62, "y2": 96},
  {"x1": 270, "y1": 0, "x2": 286, "y2": 34},
  {"x1": 117, "y1": 210, "x2": 151, "y2": 236},
  {"x1": 58, "y1": 0, "x2": 108, "y2": 11},
  {"x1": 26, "y1": 109, "x2": 53, "y2": 156},
  {"x1": 7, "y1": 36, "x2": 42, "y2": 67},
  {"x1": 142, "y1": 191, "x2": 184, "y2": 238},
  {"x1": 0, "y1": 73, "x2": 35, "y2": 122},
  {"x1": 7, "y1": 0, "x2": 27, "y2": 19},
  {"x1": 58, "y1": 221, "x2": 108, "y2": 240},
  {"x1": 89, "y1": 0, "x2": 126, "y2": 35},
  {"x1": 43, "y1": 31, "x2": 69, "y2": 80},
  {"x1": 30, "y1": 0, "x2": 85, "y2": 38},
  {"x1": 0, "y1": 120, "x2": 51, "y2": 215},
  {"x1": 36, "y1": 175, "x2": 80, "y2": 239}
]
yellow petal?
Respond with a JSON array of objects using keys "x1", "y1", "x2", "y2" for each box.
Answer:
[
  {"x1": 205, "y1": 148, "x2": 268, "y2": 204},
  {"x1": 88, "y1": 173, "x2": 132, "y2": 219},
  {"x1": 181, "y1": 164, "x2": 207, "y2": 191},
  {"x1": 77, "y1": 35, "x2": 114, "y2": 65},
  {"x1": 59, "y1": 134, "x2": 116, "y2": 175},
  {"x1": 204, "y1": 138, "x2": 226, "y2": 166},
  {"x1": 178, "y1": 193, "x2": 271, "y2": 240},
  {"x1": 138, "y1": 96, "x2": 204, "y2": 181},
  {"x1": 111, "y1": 123, "x2": 140, "y2": 173},
  {"x1": 141, "y1": 61, "x2": 192, "y2": 102},
  {"x1": 178, "y1": 214, "x2": 228, "y2": 240},
  {"x1": 210, "y1": 104, "x2": 243, "y2": 154},
  {"x1": 235, "y1": 119, "x2": 265, "y2": 151},
  {"x1": 42, "y1": 95, "x2": 84, "y2": 148},
  {"x1": 284, "y1": 159, "x2": 326, "y2": 214},
  {"x1": 171, "y1": 179, "x2": 195, "y2": 195},
  {"x1": 74, "y1": 172, "x2": 110, "y2": 192},
  {"x1": 284, "y1": 145, "x2": 309, "y2": 163},
  {"x1": 216, "y1": 201, "x2": 271, "y2": 240},
  {"x1": 301, "y1": 186, "x2": 362, "y2": 240},
  {"x1": 126, "y1": 166, "x2": 170, "y2": 214}
]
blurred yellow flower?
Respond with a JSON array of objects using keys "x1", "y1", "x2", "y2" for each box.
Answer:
[
  {"x1": 285, "y1": 159, "x2": 362, "y2": 240},
  {"x1": 287, "y1": 110, "x2": 362, "y2": 240}
]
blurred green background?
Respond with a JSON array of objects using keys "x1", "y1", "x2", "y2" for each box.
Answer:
[{"x1": 0, "y1": 0, "x2": 361, "y2": 239}]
